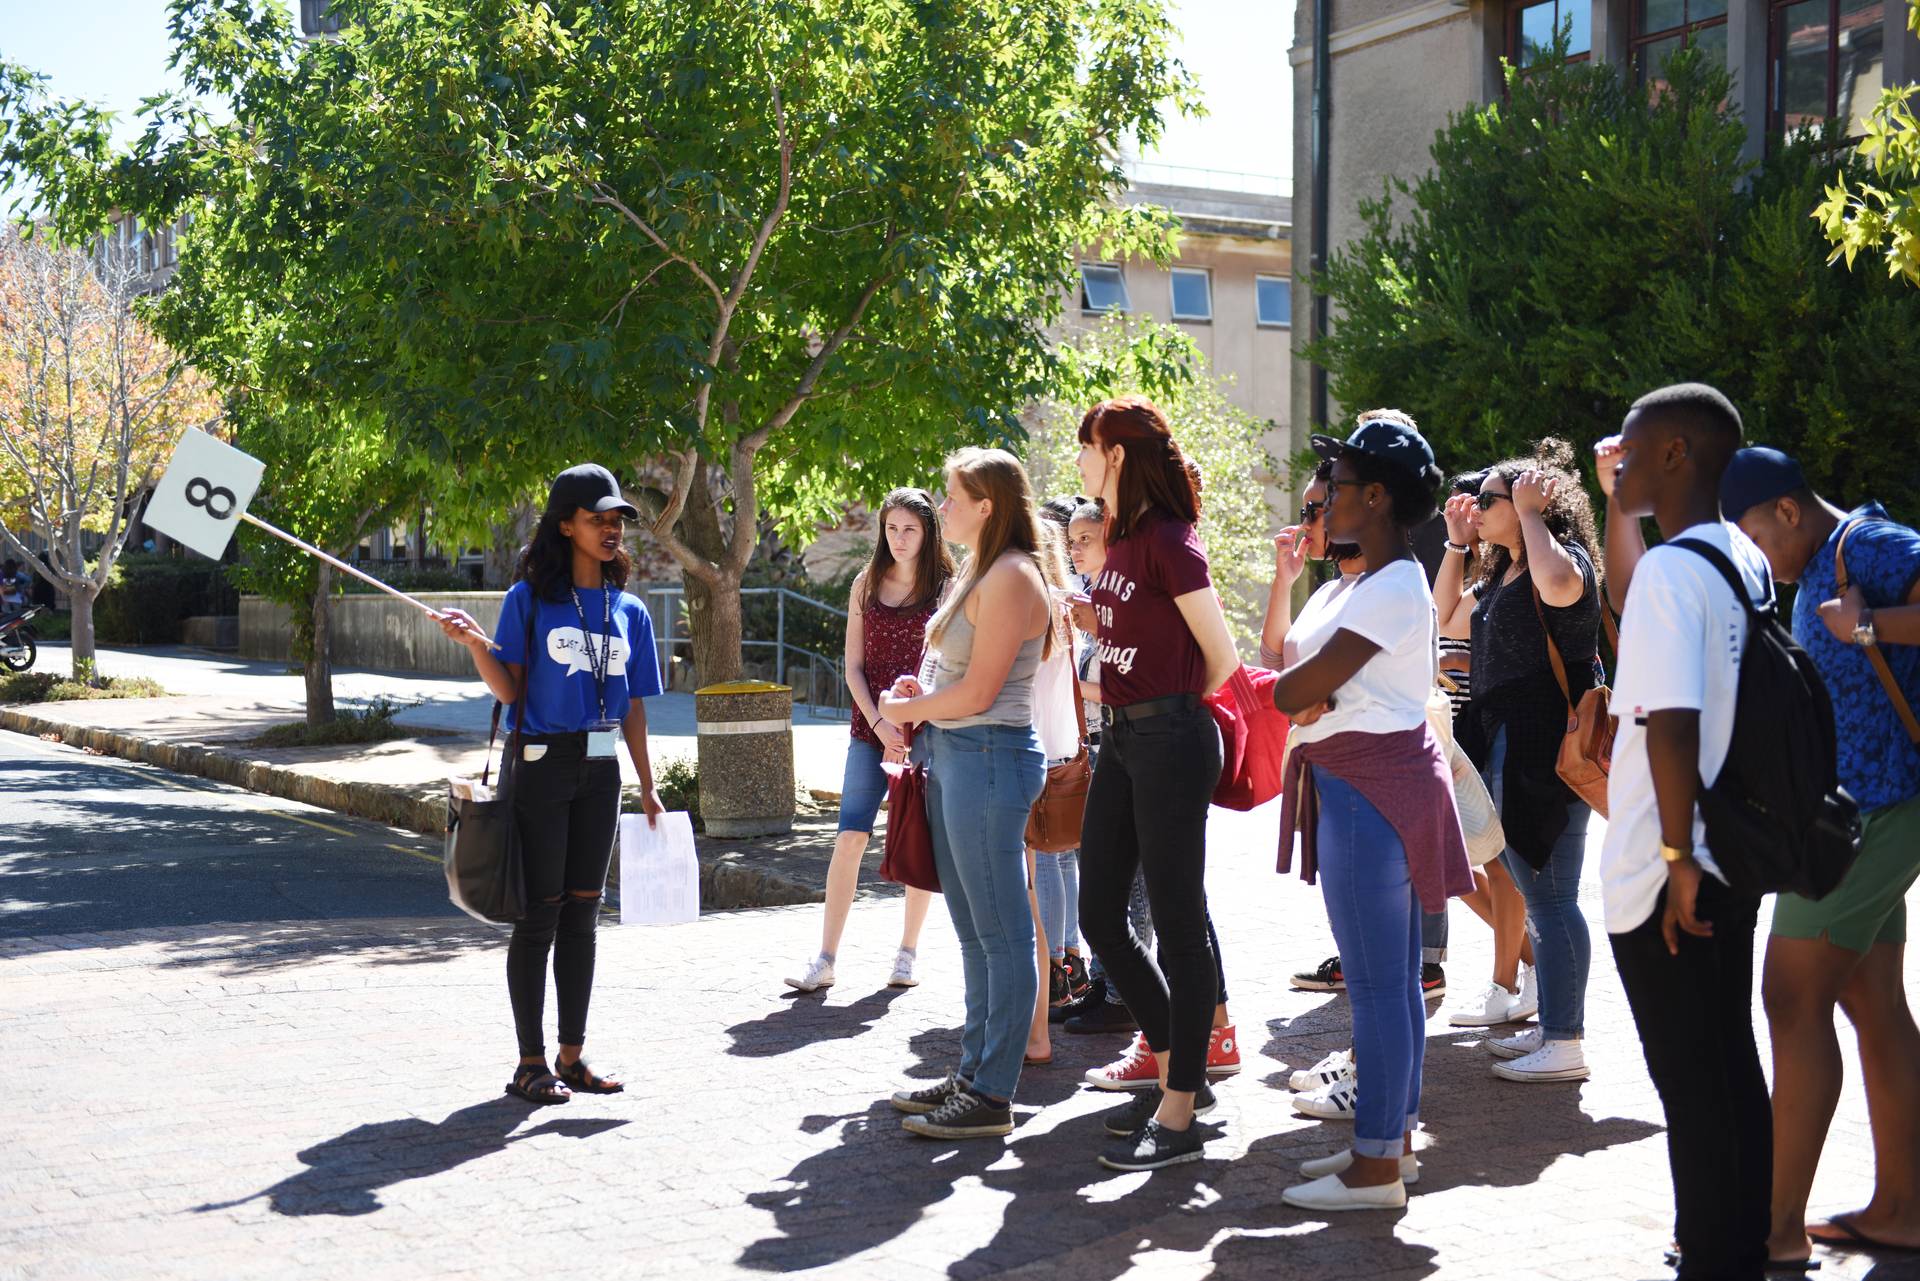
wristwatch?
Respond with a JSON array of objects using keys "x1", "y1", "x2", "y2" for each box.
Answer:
[
  {"x1": 1852, "y1": 608, "x2": 1877, "y2": 647},
  {"x1": 1659, "y1": 841, "x2": 1694, "y2": 864}
]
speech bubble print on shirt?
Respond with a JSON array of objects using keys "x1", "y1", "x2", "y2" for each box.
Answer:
[{"x1": 547, "y1": 628, "x2": 631, "y2": 678}]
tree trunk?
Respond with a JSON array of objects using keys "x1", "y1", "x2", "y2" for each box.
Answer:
[
  {"x1": 410, "y1": 516, "x2": 426, "y2": 570},
  {"x1": 305, "y1": 563, "x2": 336, "y2": 725},
  {"x1": 683, "y1": 564, "x2": 745, "y2": 687},
  {"x1": 69, "y1": 584, "x2": 99, "y2": 684}
]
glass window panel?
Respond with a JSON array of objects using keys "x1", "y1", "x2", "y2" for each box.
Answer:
[
  {"x1": 1255, "y1": 275, "x2": 1291, "y2": 327},
  {"x1": 1640, "y1": 0, "x2": 1687, "y2": 33},
  {"x1": 1080, "y1": 263, "x2": 1130, "y2": 313},
  {"x1": 1635, "y1": 33, "x2": 1685, "y2": 88},
  {"x1": 1775, "y1": 0, "x2": 1832, "y2": 133},
  {"x1": 1522, "y1": 1, "x2": 1559, "y2": 65},
  {"x1": 1692, "y1": 0, "x2": 1729, "y2": 19},
  {"x1": 1567, "y1": 0, "x2": 1594, "y2": 55},
  {"x1": 1170, "y1": 268, "x2": 1212, "y2": 321},
  {"x1": 1836, "y1": 0, "x2": 1886, "y2": 136},
  {"x1": 1690, "y1": 20, "x2": 1728, "y2": 73}
]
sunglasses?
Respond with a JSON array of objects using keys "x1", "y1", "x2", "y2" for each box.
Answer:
[
  {"x1": 1475, "y1": 491, "x2": 1512, "y2": 511},
  {"x1": 1299, "y1": 500, "x2": 1327, "y2": 523}
]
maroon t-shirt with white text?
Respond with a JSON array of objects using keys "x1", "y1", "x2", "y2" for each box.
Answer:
[{"x1": 1090, "y1": 514, "x2": 1214, "y2": 706}]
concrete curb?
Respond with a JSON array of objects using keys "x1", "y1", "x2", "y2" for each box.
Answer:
[{"x1": 0, "y1": 707, "x2": 823, "y2": 911}]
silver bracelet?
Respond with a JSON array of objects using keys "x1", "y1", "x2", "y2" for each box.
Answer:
[{"x1": 1444, "y1": 540, "x2": 1470, "y2": 554}]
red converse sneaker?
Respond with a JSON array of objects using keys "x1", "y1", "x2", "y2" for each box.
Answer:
[
  {"x1": 1083, "y1": 1032, "x2": 1159, "y2": 1091},
  {"x1": 1206, "y1": 1024, "x2": 1242, "y2": 1078}
]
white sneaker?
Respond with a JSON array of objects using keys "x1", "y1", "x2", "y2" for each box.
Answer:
[
  {"x1": 1510, "y1": 964, "x2": 1540, "y2": 1022},
  {"x1": 1292, "y1": 1076, "x2": 1359, "y2": 1121},
  {"x1": 1447, "y1": 980, "x2": 1522, "y2": 1027},
  {"x1": 887, "y1": 948, "x2": 918, "y2": 988},
  {"x1": 1485, "y1": 1026, "x2": 1542, "y2": 1060},
  {"x1": 1288, "y1": 1048, "x2": 1355, "y2": 1093},
  {"x1": 1299, "y1": 1149, "x2": 1421, "y2": 1185},
  {"x1": 1491, "y1": 1038, "x2": 1589, "y2": 1082},
  {"x1": 784, "y1": 955, "x2": 836, "y2": 993},
  {"x1": 1281, "y1": 1171, "x2": 1407, "y2": 1212}
]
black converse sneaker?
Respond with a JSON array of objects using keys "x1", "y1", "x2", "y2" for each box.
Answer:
[
  {"x1": 1102, "y1": 1082, "x2": 1217, "y2": 1136},
  {"x1": 890, "y1": 1073, "x2": 966, "y2": 1116},
  {"x1": 901, "y1": 1088, "x2": 1014, "y2": 1139},
  {"x1": 1098, "y1": 1118, "x2": 1206, "y2": 1171}
]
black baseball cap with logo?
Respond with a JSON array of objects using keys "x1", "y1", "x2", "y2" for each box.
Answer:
[
  {"x1": 546, "y1": 464, "x2": 640, "y2": 520},
  {"x1": 1310, "y1": 418, "x2": 1437, "y2": 480}
]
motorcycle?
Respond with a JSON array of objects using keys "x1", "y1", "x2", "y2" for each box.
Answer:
[{"x1": 0, "y1": 605, "x2": 43, "y2": 673}]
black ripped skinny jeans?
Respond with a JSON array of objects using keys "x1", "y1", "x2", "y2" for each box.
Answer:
[
  {"x1": 1078, "y1": 703, "x2": 1224, "y2": 1092},
  {"x1": 508, "y1": 734, "x2": 622, "y2": 1059}
]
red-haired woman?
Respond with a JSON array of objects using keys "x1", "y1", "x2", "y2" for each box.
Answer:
[{"x1": 1073, "y1": 396, "x2": 1240, "y2": 1171}]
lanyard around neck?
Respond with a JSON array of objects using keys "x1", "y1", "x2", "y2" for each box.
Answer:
[{"x1": 569, "y1": 582, "x2": 613, "y2": 721}]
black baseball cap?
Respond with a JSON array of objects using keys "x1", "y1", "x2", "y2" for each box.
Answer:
[
  {"x1": 1311, "y1": 417, "x2": 1437, "y2": 479},
  {"x1": 1720, "y1": 447, "x2": 1807, "y2": 522},
  {"x1": 547, "y1": 463, "x2": 640, "y2": 520}
]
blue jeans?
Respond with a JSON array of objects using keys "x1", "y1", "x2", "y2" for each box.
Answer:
[
  {"x1": 837, "y1": 737, "x2": 890, "y2": 834},
  {"x1": 1488, "y1": 728, "x2": 1592, "y2": 1040},
  {"x1": 1034, "y1": 847, "x2": 1080, "y2": 959},
  {"x1": 924, "y1": 722, "x2": 1046, "y2": 1101},
  {"x1": 1315, "y1": 769, "x2": 1423, "y2": 1158}
]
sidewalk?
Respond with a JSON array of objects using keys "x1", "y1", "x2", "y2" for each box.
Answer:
[{"x1": 9, "y1": 645, "x2": 871, "y2": 907}]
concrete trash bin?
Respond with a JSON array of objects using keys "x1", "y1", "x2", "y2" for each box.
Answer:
[{"x1": 695, "y1": 681, "x2": 796, "y2": 837}]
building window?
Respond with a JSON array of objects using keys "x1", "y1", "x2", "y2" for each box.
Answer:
[
  {"x1": 1508, "y1": 0, "x2": 1593, "y2": 68},
  {"x1": 1170, "y1": 267, "x2": 1212, "y2": 322},
  {"x1": 1079, "y1": 263, "x2": 1131, "y2": 314},
  {"x1": 1255, "y1": 275, "x2": 1291, "y2": 328},
  {"x1": 1769, "y1": 0, "x2": 1886, "y2": 139},
  {"x1": 1632, "y1": 0, "x2": 1730, "y2": 92}
]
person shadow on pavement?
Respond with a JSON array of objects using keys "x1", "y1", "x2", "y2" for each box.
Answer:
[
  {"x1": 193, "y1": 1098, "x2": 628, "y2": 1217},
  {"x1": 723, "y1": 986, "x2": 912, "y2": 1058}
]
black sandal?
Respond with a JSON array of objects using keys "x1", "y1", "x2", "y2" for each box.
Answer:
[
  {"x1": 506, "y1": 1063, "x2": 572, "y2": 1104},
  {"x1": 555, "y1": 1056, "x2": 624, "y2": 1094}
]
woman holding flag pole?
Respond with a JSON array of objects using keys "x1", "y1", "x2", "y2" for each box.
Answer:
[{"x1": 439, "y1": 464, "x2": 666, "y2": 1105}]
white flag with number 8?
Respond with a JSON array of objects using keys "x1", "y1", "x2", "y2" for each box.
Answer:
[{"x1": 144, "y1": 428, "x2": 266, "y2": 561}]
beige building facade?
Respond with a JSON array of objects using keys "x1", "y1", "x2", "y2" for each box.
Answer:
[{"x1": 1288, "y1": 0, "x2": 1920, "y2": 462}]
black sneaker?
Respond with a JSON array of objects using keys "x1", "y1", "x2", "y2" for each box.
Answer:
[
  {"x1": 1065, "y1": 993, "x2": 1139, "y2": 1035},
  {"x1": 1051, "y1": 975, "x2": 1104, "y2": 1024},
  {"x1": 1063, "y1": 951, "x2": 1091, "y2": 1000},
  {"x1": 1098, "y1": 1118, "x2": 1206, "y2": 1171},
  {"x1": 901, "y1": 1088, "x2": 1013, "y2": 1139},
  {"x1": 1291, "y1": 955, "x2": 1345, "y2": 991},
  {"x1": 1422, "y1": 963, "x2": 1446, "y2": 999},
  {"x1": 1102, "y1": 1082, "x2": 1217, "y2": 1136},
  {"x1": 891, "y1": 1073, "x2": 966, "y2": 1116},
  {"x1": 1048, "y1": 960, "x2": 1070, "y2": 1007}
]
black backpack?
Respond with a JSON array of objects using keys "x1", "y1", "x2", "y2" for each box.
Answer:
[{"x1": 1668, "y1": 538, "x2": 1862, "y2": 900}]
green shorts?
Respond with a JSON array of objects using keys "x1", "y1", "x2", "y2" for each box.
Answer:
[{"x1": 1772, "y1": 791, "x2": 1920, "y2": 954}]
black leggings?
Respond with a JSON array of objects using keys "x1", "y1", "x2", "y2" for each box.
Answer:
[
  {"x1": 508, "y1": 736, "x2": 622, "y2": 1059},
  {"x1": 1078, "y1": 703, "x2": 1223, "y2": 1092}
]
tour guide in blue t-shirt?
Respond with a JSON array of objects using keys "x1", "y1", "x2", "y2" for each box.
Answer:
[{"x1": 439, "y1": 463, "x2": 665, "y2": 1106}]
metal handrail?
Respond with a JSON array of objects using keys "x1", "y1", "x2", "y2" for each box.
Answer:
[{"x1": 641, "y1": 584, "x2": 851, "y2": 718}]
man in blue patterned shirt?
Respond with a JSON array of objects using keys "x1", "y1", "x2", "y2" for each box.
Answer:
[{"x1": 1723, "y1": 447, "x2": 1920, "y2": 1260}]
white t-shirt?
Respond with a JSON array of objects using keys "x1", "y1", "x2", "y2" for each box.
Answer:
[
  {"x1": 1288, "y1": 559, "x2": 1438, "y2": 745},
  {"x1": 1600, "y1": 520, "x2": 1772, "y2": 933},
  {"x1": 1283, "y1": 572, "x2": 1358, "y2": 668},
  {"x1": 1033, "y1": 633, "x2": 1082, "y2": 761}
]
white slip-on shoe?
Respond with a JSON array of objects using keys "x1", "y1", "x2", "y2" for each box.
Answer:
[
  {"x1": 1299, "y1": 1149, "x2": 1420, "y2": 1185},
  {"x1": 1291, "y1": 1076, "x2": 1359, "y2": 1121},
  {"x1": 1447, "y1": 980, "x2": 1521, "y2": 1027},
  {"x1": 1485, "y1": 1025, "x2": 1542, "y2": 1061},
  {"x1": 887, "y1": 947, "x2": 919, "y2": 988},
  {"x1": 1288, "y1": 1048, "x2": 1355, "y2": 1093},
  {"x1": 1491, "y1": 1038, "x2": 1589, "y2": 1082},
  {"x1": 1509, "y1": 964, "x2": 1540, "y2": 1022},
  {"x1": 1281, "y1": 1171, "x2": 1407, "y2": 1212},
  {"x1": 784, "y1": 955, "x2": 836, "y2": 993}
]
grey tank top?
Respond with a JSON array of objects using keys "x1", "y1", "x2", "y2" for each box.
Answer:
[{"x1": 926, "y1": 590, "x2": 1045, "y2": 730}]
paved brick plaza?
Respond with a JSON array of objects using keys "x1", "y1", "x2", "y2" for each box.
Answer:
[{"x1": 3, "y1": 803, "x2": 1912, "y2": 1281}]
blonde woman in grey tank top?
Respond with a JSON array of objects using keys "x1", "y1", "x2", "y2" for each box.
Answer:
[{"x1": 877, "y1": 447, "x2": 1053, "y2": 1140}]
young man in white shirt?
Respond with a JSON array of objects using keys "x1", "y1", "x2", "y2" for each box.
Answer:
[{"x1": 1600, "y1": 383, "x2": 1773, "y2": 1280}]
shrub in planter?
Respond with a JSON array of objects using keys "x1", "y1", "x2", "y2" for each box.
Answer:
[{"x1": 93, "y1": 554, "x2": 241, "y2": 644}]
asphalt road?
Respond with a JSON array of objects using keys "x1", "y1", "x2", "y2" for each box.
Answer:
[{"x1": 0, "y1": 729, "x2": 459, "y2": 937}]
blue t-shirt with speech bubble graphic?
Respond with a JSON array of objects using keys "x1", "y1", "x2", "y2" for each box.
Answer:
[{"x1": 494, "y1": 581, "x2": 663, "y2": 734}]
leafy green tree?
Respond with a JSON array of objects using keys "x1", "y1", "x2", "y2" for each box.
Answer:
[
  {"x1": 4, "y1": 0, "x2": 1197, "y2": 685},
  {"x1": 1312, "y1": 47, "x2": 1920, "y2": 520},
  {"x1": 1025, "y1": 316, "x2": 1276, "y2": 648},
  {"x1": 1815, "y1": 0, "x2": 1920, "y2": 285}
]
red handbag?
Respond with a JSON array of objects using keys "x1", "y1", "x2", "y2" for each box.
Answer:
[
  {"x1": 1206, "y1": 663, "x2": 1291, "y2": 811},
  {"x1": 879, "y1": 728, "x2": 940, "y2": 893}
]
